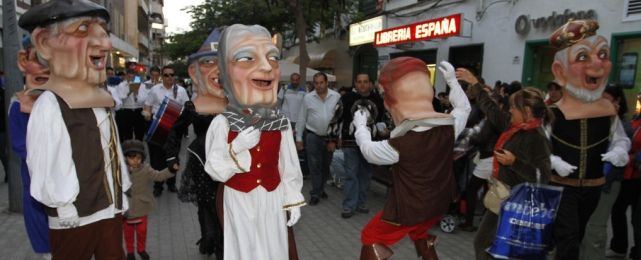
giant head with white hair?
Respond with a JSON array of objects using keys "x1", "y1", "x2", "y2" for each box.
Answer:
[
  {"x1": 19, "y1": 0, "x2": 114, "y2": 108},
  {"x1": 550, "y1": 20, "x2": 611, "y2": 103}
]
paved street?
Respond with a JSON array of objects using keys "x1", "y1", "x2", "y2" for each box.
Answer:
[
  {"x1": 0, "y1": 165, "x2": 477, "y2": 260},
  {"x1": 0, "y1": 129, "x2": 634, "y2": 260}
]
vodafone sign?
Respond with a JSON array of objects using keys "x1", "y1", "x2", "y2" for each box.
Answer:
[{"x1": 374, "y1": 13, "x2": 462, "y2": 47}]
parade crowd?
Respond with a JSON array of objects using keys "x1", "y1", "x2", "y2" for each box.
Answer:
[{"x1": 5, "y1": 0, "x2": 641, "y2": 260}]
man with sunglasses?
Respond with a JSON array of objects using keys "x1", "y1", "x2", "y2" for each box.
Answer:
[{"x1": 144, "y1": 66, "x2": 189, "y2": 196}]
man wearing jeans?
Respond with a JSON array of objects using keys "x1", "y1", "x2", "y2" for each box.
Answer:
[
  {"x1": 296, "y1": 72, "x2": 340, "y2": 206},
  {"x1": 328, "y1": 73, "x2": 386, "y2": 218}
]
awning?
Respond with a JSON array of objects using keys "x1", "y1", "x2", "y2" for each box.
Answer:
[{"x1": 290, "y1": 49, "x2": 336, "y2": 69}]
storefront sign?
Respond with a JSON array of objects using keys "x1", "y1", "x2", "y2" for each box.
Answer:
[
  {"x1": 515, "y1": 9, "x2": 597, "y2": 35},
  {"x1": 349, "y1": 16, "x2": 385, "y2": 46},
  {"x1": 373, "y1": 13, "x2": 462, "y2": 47}
]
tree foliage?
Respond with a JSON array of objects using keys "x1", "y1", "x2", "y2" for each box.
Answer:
[{"x1": 159, "y1": 0, "x2": 354, "y2": 61}]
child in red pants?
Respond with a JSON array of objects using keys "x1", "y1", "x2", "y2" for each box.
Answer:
[{"x1": 122, "y1": 140, "x2": 178, "y2": 260}]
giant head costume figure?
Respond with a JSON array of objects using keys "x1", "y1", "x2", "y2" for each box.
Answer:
[
  {"x1": 19, "y1": 0, "x2": 114, "y2": 109},
  {"x1": 16, "y1": 36, "x2": 50, "y2": 113},
  {"x1": 218, "y1": 24, "x2": 287, "y2": 130},
  {"x1": 188, "y1": 28, "x2": 227, "y2": 114},
  {"x1": 378, "y1": 57, "x2": 449, "y2": 126},
  {"x1": 550, "y1": 19, "x2": 615, "y2": 118}
]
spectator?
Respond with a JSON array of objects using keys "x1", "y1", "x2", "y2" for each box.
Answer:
[
  {"x1": 143, "y1": 65, "x2": 190, "y2": 197},
  {"x1": 122, "y1": 140, "x2": 177, "y2": 260},
  {"x1": 295, "y1": 72, "x2": 340, "y2": 206},
  {"x1": 545, "y1": 81, "x2": 563, "y2": 105},
  {"x1": 328, "y1": 73, "x2": 386, "y2": 219}
]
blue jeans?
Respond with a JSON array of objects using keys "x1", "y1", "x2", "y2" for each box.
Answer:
[
  {"x1": 342, "y1": 147, "x2": 372, "y2": 211},
  {"x1": 305, "y1": 131, "x2": 332, "y2": 198}
]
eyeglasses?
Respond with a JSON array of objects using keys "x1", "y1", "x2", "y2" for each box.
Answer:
[{"x1": 163, "y1": 73, "x2": 175, "y2": 77}]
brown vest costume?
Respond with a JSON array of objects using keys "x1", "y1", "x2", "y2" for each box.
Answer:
[
  {"x1": 44, "y1": 95, "x2": 122, "y2": 217},
  {"x1": 385, "y1": 125, "x2": 456, "y2": 226}
]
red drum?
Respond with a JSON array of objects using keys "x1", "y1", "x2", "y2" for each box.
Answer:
[{"x1": 144, "y1": 96, "x2": 183, "y2": 146}]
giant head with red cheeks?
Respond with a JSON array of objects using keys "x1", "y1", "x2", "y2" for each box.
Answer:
[
  {"x1": 218, "y1": 24, "x2": 281, "y2": 120},
  {"x1": 16, "y1": 36, "x2": 50, "y2": 113},
  {"x1": 378, "y1": 57, "x2": 449, "y2": 126},
  {"x1": 187, "y1": 28, "x2": 227, "y2": 114},
  {"x1": 550, "y1": 20, "x2": 611, "y2": 103},
  {"x1": 17, "y1": 36, "x2": 49, "y2": 91},
  {"x1": 19, "y1": 0, "x2": 115, "y2": 109}
]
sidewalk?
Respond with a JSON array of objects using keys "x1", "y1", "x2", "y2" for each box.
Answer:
[
  {"x1": 0, "y1": 131, "x2": 479, "y2": 259},
  {"x1": 0, "y1": 179, "x2": 477, "y2": 260}
]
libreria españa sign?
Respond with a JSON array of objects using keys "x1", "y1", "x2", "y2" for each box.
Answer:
[{"x1": 374, "y1": 13, "x2": 462, "y2": 47}]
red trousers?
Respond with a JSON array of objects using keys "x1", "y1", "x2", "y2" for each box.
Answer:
[
  {"x1": 123, "y1": 216, "x2": 148, "y2": 253},
  {"x1": 361, "y1": 210, "x2": 440, "y2": 246}
]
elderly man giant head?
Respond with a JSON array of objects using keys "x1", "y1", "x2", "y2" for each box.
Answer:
[
  {"x1": 19, "y1": 0, "x2": 114, "y2": 108},
  {"x1": 550, "y1": 20, "x2": 611, "y2": 103},
  {"x1": 188, "y1": 28, "x2": 227, "y2": 114}
]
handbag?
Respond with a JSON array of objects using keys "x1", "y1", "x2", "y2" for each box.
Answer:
[
  {"x1": 483, "y1": 176, "x2": 511, "y2": 214},
  {"x1": 486, "y1": 182, "x2": 564, "y2": 259}
]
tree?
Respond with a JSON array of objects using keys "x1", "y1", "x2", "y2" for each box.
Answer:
[{"x1": 159, "y1": 0, "x2": 356, "y2": 82}]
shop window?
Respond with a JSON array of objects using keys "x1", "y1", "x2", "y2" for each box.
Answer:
[{"x1": 624, "y1": 0, "x2": 641, "y2": 21}]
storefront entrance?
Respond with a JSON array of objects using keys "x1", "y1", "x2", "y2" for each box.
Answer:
[
  {"x1": 353, "y1": 44, "x2": 379, "y2": 83},
  {"x1": 611, "y1": 32, "x2": 641, "y2": 116},
  {"x1": 449, "y1": 44, "x2": 484, "y2": 76},
  {"x1": 390, "y1": 49, "x2": 437, "y2": 85},
  {"x1": 522, "y1": 40, "x2": 556, "y2": 89}
]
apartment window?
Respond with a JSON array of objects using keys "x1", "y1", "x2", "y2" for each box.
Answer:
[{"x1": 624, "y1": 0, "x2": 641, "y2": 21}]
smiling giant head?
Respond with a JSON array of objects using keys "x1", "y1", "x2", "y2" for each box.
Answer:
[
  {"x1": 19, "y1": 0, "x2": 114, "y2": 108},
  {"x1": 219, "y1": 24, "x2": 281, "y2": 117},
  {"x1": 550, "y1": 20, "x2": 611, "y2": 103}
]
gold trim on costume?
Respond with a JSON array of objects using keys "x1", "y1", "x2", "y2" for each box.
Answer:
[
  {"x1": 228, "y1": 143, "x2": 248, "y2": 173},
  {"x1": 283, "y1": 201, "x2": 306, "y2": 209}
]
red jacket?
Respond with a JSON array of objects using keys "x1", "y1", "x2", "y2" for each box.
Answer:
[
  {"x1": 624, "y1": 118, "x2": 641, "y2": 180},
  {"x1": 225, "y1": 131, "x2": 282, "y2": 192}
]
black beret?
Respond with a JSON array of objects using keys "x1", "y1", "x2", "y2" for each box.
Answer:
[{"x1": 19, "y1": 0, "x2": 110, "y2": 32}]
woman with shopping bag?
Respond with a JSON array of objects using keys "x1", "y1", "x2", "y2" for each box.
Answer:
[{"x1": 456, "y1": 75, "x2": 553, "y2": 260}]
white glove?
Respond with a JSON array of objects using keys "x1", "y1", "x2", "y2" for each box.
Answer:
[
  {"x1": 231, "y1": 126, "x2": 260, "y2": 154},
  {"x1": 353, "y1": 109, "x2": 368, "y2": 129},
  {"x1": 438, "y1": 61, "x2": 457, "y2": 85},
  {"x1": 57, "y1": 204, "x2": 80, "y2": 228},
  {"x1": 287, "y1": 207, "x2": 301, "y2": 227},
  {"x1": 550, "y1": 155, "x2": 576, "y2": 177},
  {"x1": 601, "y1": 146, "x2": 629, "y2": 167}
]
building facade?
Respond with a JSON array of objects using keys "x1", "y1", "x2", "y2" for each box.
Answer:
[{"x1": 350, "y1": 0, "x2": 641, "y2": 107}]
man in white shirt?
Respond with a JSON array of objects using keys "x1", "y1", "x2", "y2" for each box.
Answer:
[
  {"x1": 20, "y1": 0, "x2": 131, "y2": 258},
  {"x1": 278, "y1": 73, "x2": 306, "y2": 127},
  {"x1": 295, "y1": 72, "x2": 340, "y2": 206},
  {"x1": 144, "y1": 65, "x2": 189, "y2": 196},
  {"x1": 115, "y1": 69, "x2": 149, "y2": 141}
]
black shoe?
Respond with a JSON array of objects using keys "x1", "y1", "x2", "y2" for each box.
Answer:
[
  {"x1": 168, "y1": 185, "x2": 178, "y2": 193},
  {"x1": 126, "y1": 253, "x2": 136, "y2": 260},
  {"x1": 458, "y1": 223, "x2": 477, "y2": 232},
  {"x1": 356, "y1": 205, "x2": 370, "y2": 214},
  {"x1": 320, "y1": 191, "x2": 328, "y2": 199},
  {"x1": 138, "y1": 251, "x2": 150, "y2": 260},
  {"x1": 309, "y1": 197, "x2": 320, "y2": 206},
  {"x1": 153, "y1": 189, "x2": 162, "y2": 197},
  {"x1": 341, "y1": 209, "x2": 355, "y2": 218}
]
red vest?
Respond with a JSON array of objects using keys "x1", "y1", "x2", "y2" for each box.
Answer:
[{"x1": 225, "y1": 131, "x2": 282, "y2": 192}]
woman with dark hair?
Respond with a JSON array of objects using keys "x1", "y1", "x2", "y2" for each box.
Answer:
[
  {"x1": 466, "y1": 84, "x2": 553, "y2": 260},
  {"x1": 605, "y1": 86, "x2": 639, "y2": 259}
]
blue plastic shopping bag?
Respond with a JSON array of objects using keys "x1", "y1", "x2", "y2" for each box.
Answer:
[{"x1": 487, "y1": 182, "x2": 563, "y2": 259}]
